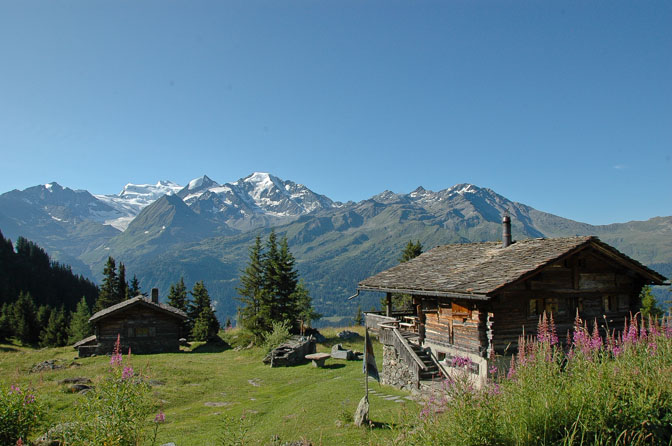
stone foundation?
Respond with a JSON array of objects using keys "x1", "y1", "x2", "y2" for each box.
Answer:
[{"x1": 381, "y1": 344, "x2": 417, "y2": 391}]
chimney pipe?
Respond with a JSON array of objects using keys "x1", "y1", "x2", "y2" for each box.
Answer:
[
  {"x1": 151, "y1": 288, "x2": 159, "y2": 303},
  {"x1": 502, "y1": 214, "x2": 512, "y2": 248}
]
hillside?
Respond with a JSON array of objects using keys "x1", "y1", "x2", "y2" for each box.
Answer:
[{"x1": 1, "y1": 174, "x2": 670, "y2": 322}]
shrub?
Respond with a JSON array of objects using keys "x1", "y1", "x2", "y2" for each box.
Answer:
[
  {"x1": 262, "y1": 321, "x2": 292, "y2": 353},
  {"x1": 0, "y1": 383, "x2": 41, "y2": 445}
]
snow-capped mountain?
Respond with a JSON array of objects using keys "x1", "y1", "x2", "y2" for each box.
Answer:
[
  {"x1": 179, "y1": 172, "x2": 339, "y2": 231},
  {"x1": 94, "y1": 180, "x2": 183, "y2": 230}
]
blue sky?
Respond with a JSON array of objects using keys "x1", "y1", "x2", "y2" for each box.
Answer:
[{"x1": 1, "y1": 1, "x2": 670, "y2": 225}]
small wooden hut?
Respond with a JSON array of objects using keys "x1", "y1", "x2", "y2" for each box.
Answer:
[
  {"x1": 358, "y1": 217, "x2": 666, "y2": 388},
  {"x1": 81, "y1": 288, "x2": 189, "y2": 357}
]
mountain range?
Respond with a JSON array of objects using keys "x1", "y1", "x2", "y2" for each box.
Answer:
[{"x1": 1, "y1": 172, "x2": 670, "y2": 324}]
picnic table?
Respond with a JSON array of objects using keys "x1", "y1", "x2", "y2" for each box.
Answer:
[{"x1": 305, "y1": 352, "x2": 330, "y2": 368}]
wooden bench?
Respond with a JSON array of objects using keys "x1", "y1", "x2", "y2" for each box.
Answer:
[{"x1": 305, "y1": 353, "x2": 330, "y2": 368}]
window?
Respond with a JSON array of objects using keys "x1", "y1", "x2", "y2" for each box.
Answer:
[
  {"x1": 602, "y1": 295, "x2": 619, "y2": 313},
  {"x1": 127, "y1": 327, "x2": 155, "y2": 337},
  {"x1": 529, "y1": 298, "x2": 559, "y2": 317}
]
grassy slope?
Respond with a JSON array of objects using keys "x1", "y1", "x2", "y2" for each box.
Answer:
[{"x1": 0, "y1": 327, "x2": 412, "y2": 445}]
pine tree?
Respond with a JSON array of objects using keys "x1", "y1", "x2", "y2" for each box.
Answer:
[
  {"x1": 40, "y1": 306, "x2": 69, "y2": 347},
  {"x1": 399, "y1": 240, "x2": 423, "y2": 263},
  {"x1": 95, "y1": 257, "x2": 118, "y2": 311},
  {"x1": 263, "y1": 230, "x2": 281, "y2": 323},
  {"x1": 68, "y1": 297, "x2": 92, "y2": 344},
  {"x1": 276, "y1": 237, "x2": 299, "y2": 324},
  {"x1": 36, "y1": 305, "x2": 52, "y2": 335},
  {"x1": 236, "y1": 235, "x2": 270, "y2": 338},
  {"x1": 188, "y1": 281, "x2": 220, "y2": 340},
  {"x1": 640, "y1": 285, "x2": 663, "y2": 319},
  {"x1": 0, "y1": 303, "x2": 12, "y2": 342},
  {"x1": 354, "y1": 305, "x2": 363, "y2": 326},
  {"x1": 167, "y1": 277, "x2": 189, "y2": 312},
  {"x1": 292, "y1": 279, "x2": 321, "y2": 328},
  {"x1": 12, "y1": 291, "x2": 38, "y2": 344},
  {"x1": 128, "y1": 275, "x2": 142, "y2": 298},
  {"x1": 117, "y1": 263, "x2": 129, "y2": 301}
]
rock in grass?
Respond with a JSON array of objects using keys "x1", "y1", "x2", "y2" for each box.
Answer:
[{"x1": 353, "y1": 396, "x2": 369, "y2": 427}]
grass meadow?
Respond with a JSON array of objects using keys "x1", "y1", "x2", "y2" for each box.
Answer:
[{"x1": 0, "y1": 326, "x2": 412, "y2": 445}]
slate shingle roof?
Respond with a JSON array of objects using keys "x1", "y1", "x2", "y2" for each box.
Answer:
[
  {"x1": 89, "y1": 296, "x2": 189, "y2": 323},
  {"x1": 358, "y1": 236, "x2": 665, "y2": 298}
]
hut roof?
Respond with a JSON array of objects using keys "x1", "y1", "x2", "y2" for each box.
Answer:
[
  {"x1": 358, "y1": 236, "x2": 666, "y2": 299},
  {"x1": 90, "y1": 296, "x2": 189, "y2": 323}
]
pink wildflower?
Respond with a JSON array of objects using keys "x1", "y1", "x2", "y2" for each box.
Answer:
[
  {"x1": 451, "y1": 355, "x2": 473, "y2": 369},
  {"x1": 9, "y1": 384, "x2": 21, "y2": 395},
  {"x1": 507, "y1": 355, "x2": 516, "y2": 379},
  {"x1": 154, "y1": 411, "x2": 166, "y2": 423},
  {"x1": 488, "y1": 365, "x2": 497, "y2": 375},
  {"x1": 16, "y1": 438, "x2": 23, "y2": 446},
  {"x1": 122, "y1": 366, "x2": 134, "y2": 380},
  {"x1": 110, "y1": 334, "x2": 123, "y2": 367},
  {"x1": 548, "y1": 313, "x2": 559, "y2": 346},
  {"x1": 590, "y1": 321, "x2": 602, "y2": 351},
  {"x1": 537, "y1": 312, "x2": 549, "y2": 344}
]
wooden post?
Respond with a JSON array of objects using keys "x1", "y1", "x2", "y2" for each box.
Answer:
[{"x1": 386, "y1": 293, "x2": 392, "y2": 317}]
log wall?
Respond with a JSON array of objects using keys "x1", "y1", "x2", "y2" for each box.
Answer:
[{"x1": 95, "y1": 308, "x2": 185, "y2": 355}]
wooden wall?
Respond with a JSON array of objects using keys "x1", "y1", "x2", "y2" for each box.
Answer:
[
  {"x1": 489, "y1": 248, "x2": 643, "y2": 354},
  {"x1": 96, "y1": 307, "x2": 184, "y2": 355}
]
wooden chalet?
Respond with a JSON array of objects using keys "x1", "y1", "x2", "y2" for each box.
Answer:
[
  {"x1": 80, "y1": 288, "x2": 189, "y2": 357},
  {"x1": 357, "y1": 217, "x2": 667, "y2": 388}
]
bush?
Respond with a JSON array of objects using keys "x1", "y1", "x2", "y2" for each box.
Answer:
[
  {"x1": 0, "y1": 383, "x2": 41, "y2": 445},
  {"x1": 262, "y1": 321, "x2": 292, "y2": 353}
]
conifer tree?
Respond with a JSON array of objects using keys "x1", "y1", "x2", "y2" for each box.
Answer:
[
  {"x1": 188, "y1": 281, "x2": 220, "y2": 340},
  {"x1": 12, "y1": 291, "x2": 38, "y2": 344},
  {"x1": 263, "y1": 230, "x2": 281, "y2": 322},
  {"x1": 36, "y1": 305, "x2": 52, "y2": 335},
  {"x1": 40, "y1": 306, "x2": 69, "y2": 347},
  {"x1": 128, "y1": 275, "x2": 142, "y2": 298},
  {"x1": 276, "y1": 237, "x2": 299, "y2": 323},
  {"x1": 68, "y1": 297, "x2": 92, "y2": 344},
  {"x1": 292, "y1": 279, "x2": 321, "y2": 328},
  {"x1": 400, "y1": 240, "x2": 423, "y2": 263},
  {"x1": 117, "y1": 262, "x2": 129, "y2": 301},
  {"x1": 640, "y1": 285, "x2": 663, "y2": 319},
  {"x1": 167, "y1": 277, "x2": 189, "y2": 312},
  {"x1": 95, "y1": 257, "x2": 118, "y2": 311},
  {"x1": 236, "y1": 235, "x2": 269, "y2": 338},
  {"x1": 0, "y1": 303, "x2": 12, "y2": 342}
]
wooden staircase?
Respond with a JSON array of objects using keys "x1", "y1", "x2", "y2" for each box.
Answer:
[{"x1": 399, "y1": 331, "x2": 442, "y2": 381}]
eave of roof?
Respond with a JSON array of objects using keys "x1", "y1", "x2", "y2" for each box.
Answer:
[{"x1": 89, "y1": 296, "x2": 189, "y2": 323}]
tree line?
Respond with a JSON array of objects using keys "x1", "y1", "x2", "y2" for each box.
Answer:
[{"x1": 0, "y1": 230, "x2": 99, "y2": 347}]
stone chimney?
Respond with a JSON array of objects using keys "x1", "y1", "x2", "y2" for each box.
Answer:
[
  {"x1": 502, "y1": 214, "x2": 512, "y2": 248},
  {"x1": 151, "y1": 288, "x2": 159, "y2": 303}
]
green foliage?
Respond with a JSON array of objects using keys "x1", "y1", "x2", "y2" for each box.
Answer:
[
  {"x1": 262, "y1": 320, "x2": 292, "y2": 353},
  {"x1": 167, "y1": 277, "x2": 188, "y2": 312},
  {"x1": 188, "y1": 281, "x2": 221, "y2": 341},
  {"x1": 68, "y1": 297, "x2": 92, "y2": 344},
  {"x1": 12, "y1": 291, "x2": 38, "y2": 345},
  {"x1": 399, "y1": 240, "x2": 423, "y2": 263},
  {"x1": 237, "y1": 232, "x2": 319, "y2": 341},
  {"x1": 39, "y1": 306, "x2": 69, "y2": 347},
  {"x1": 128, "y1": 274, "x2": 142, "y2": 298},
  {"x1": 353, "y1": 305, "x2": 363, "y2": 326},
  {"x1": 0, "y1": 231, "x2": 98, "y2": 314},
  {"x1": 95, "y1": 256, "x2": 118, "y2": 311},
  {"x1": 640, "y1": 285, "x2": 664, "y2": 319},
  {"x1": 218, "y1": 412, "x2": 252, "y2": 446},
  {"x1": 0, "y1": 383, "x2": 42, "y2": 445}
]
